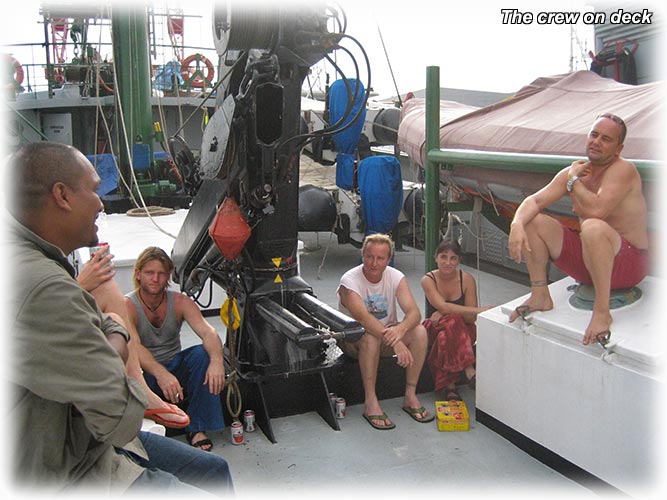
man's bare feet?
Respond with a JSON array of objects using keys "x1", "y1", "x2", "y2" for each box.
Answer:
[
  {"x1": 402, "y1": 394, "x2": 427, "y2": 419},
  {"x1": 364, "y1": 403, "x2": 393, "y2": 428},
  {"x1": 508, "y1": 294, "x2": 554, "y2": 322},
  {"x1": 583, "y1": 310, "x2": 613, "y2": 345}
]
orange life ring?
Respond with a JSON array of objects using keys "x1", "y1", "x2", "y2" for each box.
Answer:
[
  {"x1": 180, "y1": 54, "x2": 214, "y2": 88},
  {"x1": 5, "y1": 55, "x2": 24, "y2": 86}
]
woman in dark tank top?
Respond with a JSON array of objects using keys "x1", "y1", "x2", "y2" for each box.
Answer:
[
  {"x1": 420, "y1": 240, "x2": 494, "y2": 401},
  {"x1": 425, "y1": 269, "x2": 466, "y2": 306}
]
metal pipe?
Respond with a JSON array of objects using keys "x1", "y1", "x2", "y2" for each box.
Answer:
[
  {"x1": 11, "y1": 108, "x2": 50, "y2": 141},
  {"x1": 294, "y1": 292, "x2": 364, "y2": 342},
  {"x1": 429, "y1": 148, "x2": 660, "y2": 181},
  {"x1": 254, "y1": 297, "x2": 320, "y2": 348},
  {"x1": 112, "y1": 4, "x2": 154, "y2": 171},
  {"x1": 424, "y1": 66, "x2": 440, "y2": 273},
  {"x1": 43, "y1": 13, "x2": 54, "y2": 98}
]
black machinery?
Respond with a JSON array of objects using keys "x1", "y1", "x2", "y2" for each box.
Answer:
[{"x1": 170, "y1": 2, "x2": 366, "y2": 442}]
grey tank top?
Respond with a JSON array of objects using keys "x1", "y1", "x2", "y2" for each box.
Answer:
[{"x1": 127, "y1": 290, "x2": 183, "y2": 364}]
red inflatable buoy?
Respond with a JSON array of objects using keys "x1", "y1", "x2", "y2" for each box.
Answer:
[
  {"x1": 4, "y1": 54, "x2": 24, "y2": 86},
  {"x1": 208, "y1": 197, "x2": 251, "y2": 261}
]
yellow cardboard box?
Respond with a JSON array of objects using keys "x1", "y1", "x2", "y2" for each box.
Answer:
[{"x1": 435, "y1": 400, "x2": 469, "y2": 431}]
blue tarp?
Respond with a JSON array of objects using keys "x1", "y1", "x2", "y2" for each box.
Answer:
[
  {"x1": 86, "y1": 154, "x2": 118, "y2": 196},
  {"x1": 152, "y1": 60, "x2": 184, "y2": 92},
  {"x1": 358, "y1": 155, "x2": 403, "y2": 235},
  {"x1": 132, "y1": 144, "x2": 151, "y2": 172},
  {"x1": 328, "y1": 78, "x2": 366, "y2": 190}
]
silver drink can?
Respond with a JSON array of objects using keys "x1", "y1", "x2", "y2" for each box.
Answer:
[
  {"x1": 329, "y1": 392, "x2": 337, "y2": 406},
  {"x1": 335, "y1": 397, "x2": 346, "y2": 419},
  {"x1": 243, "y1": 409, "x2": 256, "y2": 432},
  {"x1": 89, "y1": 242, "x2": 110, "y2": 259},
  {"x1": 231, "y1": 420, "x2": 244, "y2": 445}
]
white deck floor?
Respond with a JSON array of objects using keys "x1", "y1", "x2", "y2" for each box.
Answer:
[
  {"x1": 175, "y1": 232, "x2": 588, "y2": 496},
  {"x1": 186, "y1": 232, "x2": 600, "y2": 497},
  {"x1": 95, "y1": 211, "x2": 653, "y2": 497}
]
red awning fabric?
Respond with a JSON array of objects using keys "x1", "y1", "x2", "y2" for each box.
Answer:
[{"x1": 399, "y1": 70, "x2": 664, "y2": 165}]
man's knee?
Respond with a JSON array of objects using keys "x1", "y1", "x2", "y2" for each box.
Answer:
[
  {"x1": 339, "y1": 333, "x2": 382, "y2": 359},
  {"x1": 405, "y1": 324, "x2": 428, "y2": 349},
  {"x1": 580, "y1": 218, "x2": 613, "y2": 238},
  {"x1": 580, "y1": 218, "x2": 620, "y2": 252},
  {"x1": 525, "y1": 213, "x2": 558, "y2": 235},
  {"x1": 526, "y1": 214, "x2": 565, "y2": 258},
  {"x1": 358, "y1": 332, "x2": 383, "y2": 355},
  {"x1": 185, "y1": 345, "x2": 210, "y2": 366},
  {"x1": 89, "y1": 278, "x2": 124, "y2": 311},
  {"x1": 106, "y1": 311, "x2": 126, "y2": 328}
]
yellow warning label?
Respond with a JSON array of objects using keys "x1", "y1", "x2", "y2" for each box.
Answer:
[
  {"x1": 274, "y1": 274, "x2": 283, "y2": 284},
  {"x1": 272, "y1": 257, "x2": 282, "y2": 268}
]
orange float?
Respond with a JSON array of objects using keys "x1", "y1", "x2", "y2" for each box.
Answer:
[
  {"x1": 5, "y1": 55, "x2": 24, "y2": 86},
  {"x1": 180, "y1": 53, "x2": 214, "y2": 88}
]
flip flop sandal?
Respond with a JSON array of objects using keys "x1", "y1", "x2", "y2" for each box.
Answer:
[
  {"x1": 187, "y1": 432, "x2": 213, "y2": 451},
  {"x1": 362, "y1": 412, "x2": 396, "y2": 430},
  {"x1": 402, "y1": 406, "x2": 435, "y2": 423},
  {"x1": 596, "y1": 330, "x2": 611, "y2": 349},
  {"x1": 144, "y1": 403, "x2": 190, "y2": 429}
]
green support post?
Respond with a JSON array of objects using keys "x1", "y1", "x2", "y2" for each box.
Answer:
[
  {"x1": 429, "y1": 148, "x2": 658, "y2": 182},
  {"x1": 112, "y1": 4, "x2": 155, "y2": 186},
  {"x1": 424, "y1": 66, "x2": 440, "y2": 273}
]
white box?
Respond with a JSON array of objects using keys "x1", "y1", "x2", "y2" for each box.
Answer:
[{"x1": 476, "y1": 276, "x2": 664, "y2": 496}]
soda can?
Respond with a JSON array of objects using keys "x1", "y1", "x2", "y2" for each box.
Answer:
[
  {"x1": 243, "y1": 409, "x2": 256, "y2": 432},
  {"x1": 231, "y1": 420, "x2": 244, "y2": 445},
  {"x1": 329, "y1": 392, "x2": 337, "y2": 407},
  {"x1": 89, "y1": 242, "x2": 110, "y2": 259},
  {"x1": 335, "y1": 397, "x2": 346, "y2": 419}
]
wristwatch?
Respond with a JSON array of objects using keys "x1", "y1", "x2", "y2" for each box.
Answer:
[{"x1": 566, "y1": 175, "x2": 580, "y2": 193}]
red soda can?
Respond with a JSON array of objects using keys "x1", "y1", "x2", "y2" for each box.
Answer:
[
  {"x1": 231, "y1": 420, "x2": 244, "y2": 444},
  {"x1": 335, "y1": 397, "x2": 346, "y2": 419},
  {"x1": 89, "y1": 242, "x2": 110, "y2": 259},
  {"x1": 243, "y1": 410, "x2": 256, "y2": 432}
]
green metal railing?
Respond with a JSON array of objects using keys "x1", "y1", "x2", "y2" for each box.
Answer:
[
  {"x1": 430, "y1": 148, "x2": 659, "y2": 180},
  {"x1": 424, "y1": 66, "x2": 441, "y2": 272},
  {"x1": 422, "y1": 65, "x2": 662, "y2": 273}
]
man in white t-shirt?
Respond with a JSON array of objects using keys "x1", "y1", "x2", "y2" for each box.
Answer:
[{"x1": 338, "y1": 234, "x2": 433, "y2": 430}]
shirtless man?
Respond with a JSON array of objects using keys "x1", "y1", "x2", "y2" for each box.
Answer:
[{"x1": 508, "y1": 113, "x2": 649, "y2": 345}]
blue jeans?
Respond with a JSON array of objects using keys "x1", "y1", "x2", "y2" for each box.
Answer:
[
  {"x1": 125, "y1": 431, "x2": 234, "y2": 495},
  {"x1": 144, "y1": 345, "x2": 225, "y2": 433}
]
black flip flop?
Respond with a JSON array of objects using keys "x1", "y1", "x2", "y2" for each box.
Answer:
[{"x1": 187, "y1": 432, "x2": 213, "y2": 451}]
